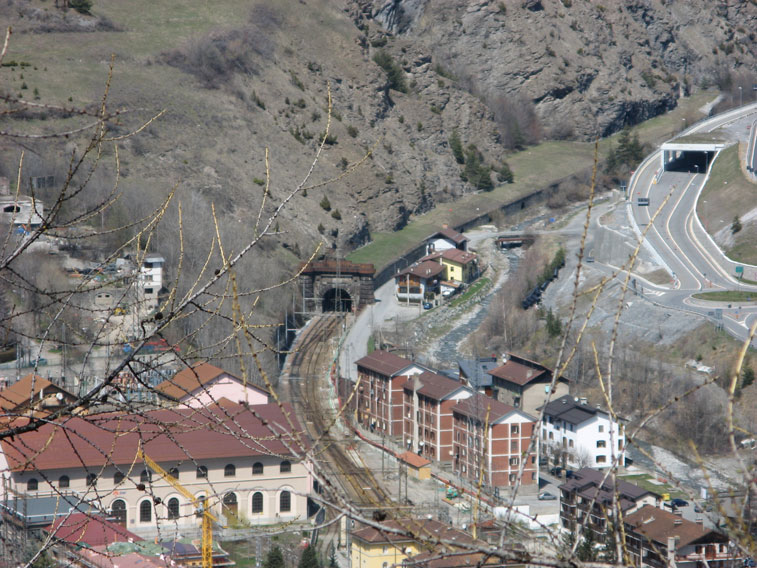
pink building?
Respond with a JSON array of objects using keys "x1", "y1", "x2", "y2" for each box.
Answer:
[{"x1": 155, "y1": 362, "x2": 269, "y2": 408}]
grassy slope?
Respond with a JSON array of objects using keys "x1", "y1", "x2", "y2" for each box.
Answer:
[
  {"x1": 696, "y1": 143, "x2": 757, "y2": 264},
  {"x1": 349, "y1": 90, "x2": 719, "y2": 269}
]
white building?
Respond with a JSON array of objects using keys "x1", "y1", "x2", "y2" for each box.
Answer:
[
  {"x1": 139, "y1": 253, "x2": 165, "y2": 310},
  {"x1": 539, "y1": 395, "x2": 625, "y2": 470}
]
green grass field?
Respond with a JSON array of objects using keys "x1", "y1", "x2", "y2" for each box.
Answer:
[{"x1": 691, "y1": 291, "x2": 757, "y2": 302}]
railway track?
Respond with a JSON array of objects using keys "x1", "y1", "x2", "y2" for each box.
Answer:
[{"x1": 286, "y1": 314, "x2": 391, "y2": 510}]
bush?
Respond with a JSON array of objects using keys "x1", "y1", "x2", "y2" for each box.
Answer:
[
  {"x1": 320, "y1": 196, "x2": 331, "y2": 211},
  {"x1": 70, "y1": 0, "x2": 93, "y2": 14},
  {"x1": 372, "y1": 50, "x2": 408, "y2": 93},
  {"x1": 320, "y1": 132, "x2": 338, "y2": 145},
  {"x1": 461, "y1": 144, "x2": 493, "y2": 191},
  {"x1": 346, "y1": 125, "x2": 358, "y2": 138},
  {"x1": 497, "y1": 162, "x2": 514, "y2": 183},
  {"x1": 449, "y1": 130, "x2": 465, "y2": 164},
  {"x1": 331, "y1": 209, "x2": 342, "y2": 220}
]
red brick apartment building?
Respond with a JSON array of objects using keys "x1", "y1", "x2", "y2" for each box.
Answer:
[
  {"x1": 354, "y1": 350, "x2": 430, "y2": 436},
  {"x1": 452, "y1": 393, "x2": 538, "y2": 487},
  {"x1": 402, "y1": 372, "x2": 472, "y2": 462}
]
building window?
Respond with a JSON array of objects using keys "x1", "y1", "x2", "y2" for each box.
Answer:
[
  {"x1": 86, "y1": 473, "x2": 97, "y2": 487},
  {"x1": 223, "y1": 492, "x2": 238, "y2": 516},
  {"x1": 509, "y1": 473, "x2": 517, "y2": 482},
  {"x1": 140, "y1": 500, "x2": 152, "y2": 523},
  {"x1": 510, "y1": 457, "x2": 519, "y2": 466},
  {"x1": 196, "y1": 466, "x2": 208, "y2": 479},
  {"x1": 114, "y1": 472, "x2": 124, "y2": 485},
  {"x1": 140, "y1": 470, "x2": 152, "y2": 483},
  {"x1": 167, "y1": 497, "x2": 180, "y2": 519},
  {"x1": 511, "y1": 425, "x2": 520, "y2": 435},
  {"x1": 596, "y1": 455, "x2": 607, "y2": 464},
  {"x1": 569, "y1": 439, "x2": 574, "y2": 448},
  {"x1": 224, "y1": 464, "x2": 236, "y2": 477},
  {"x1": 111, "y1": 499, "x2": 127, "y2": 526},
  {"x1": 168, "y1": 467, "x2": 179, "y2": 479},
  {"x1": 59, "y1": 475, "x2": 70, "y2": 489},
  {"x1": 253, "y1": 462, "x2": 264, "y2": 475},
  {"x1": 598, "y1": 425, "x2": 604, "y2": 433},
  {"x1": 619, "y1": 440, "x2": 624, "y2": 450},
  {"x1": 27, "y1": 478, "x2": 38, "y2": 492},
  {"x1": 280, "y1": 490, "x2": 291, "y2": 513},
  {"x1": 252, "y1": 492, "x2": 264, "y2": 514},
  {"x1": 597, "y1": 440, "x2": 606, "y2": 448},
  {"x1": 280, "y1": 460, "x2": 291, "y2": 473},
  {"x1": 531, "y1": 472, "x2": 536, "y2": 480}
]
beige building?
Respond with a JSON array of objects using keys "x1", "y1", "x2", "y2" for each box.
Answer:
[
  {"x1": 0, "y1": 401, "x2": 312, "y2": 534},
  {"x1": 487, "y1": 353, "x2": 569, "y2": 416}
]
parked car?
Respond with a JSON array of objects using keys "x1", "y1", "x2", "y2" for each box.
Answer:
[
  {"x1": 422, "y1": 302, "x2": 433, "y2": 310},
  {"x1": 538, "y1": 492, "x2": 557, "y2": 501},
  {"x1": 671, "y1": 498, "x2": 689, "y2": 508},
  {"x1": 549, "y1": 466, "x2": 562, "y2": 477}
]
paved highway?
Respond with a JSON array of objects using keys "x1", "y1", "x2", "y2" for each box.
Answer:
[
  {"x1": 748, "y1": 119, "x2": 757, "y2": 174},
  {"x1": 627, "y1": 103, "x2": 757, "y2": 344}
]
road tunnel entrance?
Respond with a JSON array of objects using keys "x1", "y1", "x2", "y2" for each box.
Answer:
[{"x1": 661, "y1": 142, "x2": 724, "y2": 174}]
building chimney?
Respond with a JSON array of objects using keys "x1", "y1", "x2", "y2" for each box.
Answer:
[
  {"x1": 442, "y1": 223, "x2": 449, "y2": 229},
  {"x1": 667, "y1": 536, "x2": 679, "y2": 565},
  {"x1": 579, "y1": 397, "x2": 588, "y2": 405}
]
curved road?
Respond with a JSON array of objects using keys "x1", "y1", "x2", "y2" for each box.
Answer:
[{"x1": 628, "y1": 102, "x2": 757, "y2": 344}]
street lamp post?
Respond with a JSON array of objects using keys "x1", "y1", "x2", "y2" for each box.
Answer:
[{"x1": 739, "y1": 86, "x2": 743, "y2": 107}]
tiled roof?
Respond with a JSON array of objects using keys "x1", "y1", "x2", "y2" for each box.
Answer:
[
  {"x1": 154, "y1": 362, "x2": 268, "y2": 401},
  {"x1": 488, "y1": 359, "x2": 548, "y2": 386},
  {"x1": 1, "y1": 401, "x2": 307, "y2": 472},
  {"x1": 356, "y1": 350, "x2": 417, "y2": 377},
  {"x1": 396, "y1": 261, "x2": 445, "y2": 280},
  {"x1": 559, "y1": 468, "x2": 659, "y2": 509},
  {"x1": 399, "y1": 451, "x2": 431, "y2": 469},
  {"x1": 48, "y1": 513, "x2": 142, "y2": 546},
  {"x1": 625, "y1": 505, "x2": 728, "y2": 549},
  {"x1": 404, "y1": 371, "x2": 467, "y2": 401},
  {"x1": 0, "y1": 374, "x2": 72, "y2": 411},
  {"x1": 428, "y1": 227, "x2": 469, "y2": 245},
  {"x1": 452, "y1": 393, "x2": 526, "y2": 423},
  {"x1": 539, "y1": 395, "x2": 606, "y2": 425},
  {"x1": 439, "y1": 248, "x2": 477, "y2": 265},
  {"x1": 457, "y1": 358, "x2": 498, "y2": 388}
]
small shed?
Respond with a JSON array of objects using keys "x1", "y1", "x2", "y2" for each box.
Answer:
[{"x1": 398, "y1": 451, "x2": 431, "y2": 480}]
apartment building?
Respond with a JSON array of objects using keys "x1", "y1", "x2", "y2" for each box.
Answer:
[
  {"x1": 452, "y1": 393, "x2": 538, "y2": 488},
  {"x1": 403, "y1": 371, "x2": 472, "y2": 462},
  {"x1": 355, "y1": 350, "x2": 430, "y2": 436},
  {"x1": 487, "y1": 354, "x2": 569, "y2": 415}
]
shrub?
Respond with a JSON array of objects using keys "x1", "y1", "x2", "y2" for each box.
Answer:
[
  {"x1": 320, "y1": 196, "x2": 331, "y2": 211},
  {"x1": 346, "y1": 125, "x2": 358, "y2": 138},
  {"x1": 372, "y1": 50, "x2": 408, "y2": 93},
  {"x1": 449, "y1": 130, "x2": 465, "y2": 164},
  {"x1": 253, "y1": 178, "x2": 265, "y2": 186},
  {"x1": 320, "y1": 132, "x2": 338, "y2": 145},
  {"x1": 331, "y1": 209, "x2": 342, "y2": 220},
  {"x1": 70, "y1": 0, "x2": 93, "y2": 14},
  {"x1": 317, "y1": 223, "x2": 325, "y2": 234}
]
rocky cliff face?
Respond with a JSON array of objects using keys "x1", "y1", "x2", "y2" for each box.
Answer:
[{"x1": 356, "y1": 0, "x2": 756, "y2": 138}]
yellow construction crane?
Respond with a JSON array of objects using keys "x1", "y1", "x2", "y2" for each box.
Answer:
[{"x1": 137, "y1": 444, "x2": 219, "y2": 568}]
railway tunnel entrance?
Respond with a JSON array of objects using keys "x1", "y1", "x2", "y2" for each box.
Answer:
[
  {"x1": 299, "y1": 258, "x2": 375, "y2": 314},
  {"x1": 322, "y1": 288, "x2": 353, "y2": 312},
  {"x1": 661, "y1": 142, "x2": 724, "y2": 174}
]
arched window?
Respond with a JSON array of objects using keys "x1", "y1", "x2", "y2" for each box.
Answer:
[
  {"x1": 140, "y1": 500, "x2": 152, "y2": 523},
  {"x1": 168, "y1": 467, "x2": 179, "y2": 479},
  {"x1": 224, "y1": 464, "x2": 236, "y2": 478},
  {"x1": 223, "y1": 492, "x2": 238, "y2": 516},
  {"x1": 113, "y1": 472, "x2": 124, "y2": 485},
  {"x1": 280, "y1": 491, "x2": 291, "y2": 513},
  {"x1": 27, "y1": 478, "x2": 38, "y2": 492},
  {"x1": 252, "y1": 462, "x2": 264, "y2": 475},
  {"x1": 196, "y1": 465, "x2": 208, "y2": 479},
  {"x1": 59, "y1": 475, "x2": 70, "y2": 489},
  {"x1": 280, "y1": 460, "x2": 291, "y2": 473},
  {"x1": 167, "y1": 498, "x2": 180, "y2": 520},
  {"x1": 140, "y1": 470, "x2": 151, "y2": 483},
  {"x1": 86, "y1": 473, "x2": 97, "y2": 487},
  {"x1": 252, "y1": 492, "x2": 263, "y2": 514},
  {"x1": 111, "y1": 499, "x2": 127, "y2": 526}
]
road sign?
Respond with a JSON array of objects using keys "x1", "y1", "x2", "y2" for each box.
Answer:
[
  {"x1": 736, "y1": 265, "x2": 744, "y2": 275},
  {"x1": 637, "y1": 197, "x2": 650, "y2": 206}
]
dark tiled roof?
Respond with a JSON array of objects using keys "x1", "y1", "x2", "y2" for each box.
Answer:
[
  {"x1": 625, "y1": 505, "x2": 728, "y2": 548},
  {"x1": 439, "y1": 248, "x2": 477, "y2": 265},
  {"x1": 1, "y1": 401, "x2": 307, "y2": 472},
  {"x1": 428, "y1": 227, "x2": 469, "y2": 245},
  {"x1": 355, "y1": 350, "x2": 418, "y2": 377},
  {"x1": 457, "y1": 358, "x2": 497, "y2": 388},
  {"x1": 560, "y1": 468, "x2": 660, "y2": 510},
  {"x1": 540, "y1": 395, "x2": 605, "y2": 425},
  {"x1": 0, "y1": 374, "x2": 74, "y2": 411},
  {"x1": 396, "y1": 261, "x2": 445, "y2": 280},
  {"x1": 404, "y1": 371, "x2": 467, "y2": 401},
  {"x1": 352, "y1": 519, "x2": 474, "y2": 549},
  {"x1": 399, "y1": 451, "x2": 431, "y2": 469},
  {"x1": 452, "y1": 393, "x2": 525, "y2": 423}
]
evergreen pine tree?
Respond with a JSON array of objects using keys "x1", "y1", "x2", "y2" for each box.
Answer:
[
  {"x1": 743, "y1": 365, "x2": 755, "y2": 389},
  {"x1": 449, "y1": 130, "x2": 465, "y2": 164},
  {"x1": 263, "y1": 546, "x2": 285, "y2": 568},
  {"x1": 298, "y1": 545, "x2": 320, "y2": 568}
]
